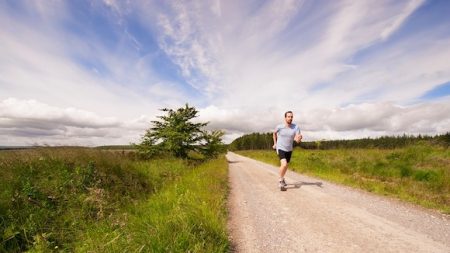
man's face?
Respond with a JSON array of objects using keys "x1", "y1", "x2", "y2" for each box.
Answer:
[{"x1": 285, "y1": 113, "x2": 293, "y2": 124}]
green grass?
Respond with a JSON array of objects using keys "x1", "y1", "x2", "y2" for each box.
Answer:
[
  {"x1": 237, "y1": 143, "x2": 450, "y2": 214},
  {"x1": 75, "y1": 156, "x2": 230, "y2": 252},
  {"x1": 0, "y1": 148, "x2": 229, "y2": 252}
]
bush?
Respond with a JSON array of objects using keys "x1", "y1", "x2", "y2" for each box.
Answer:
[{"x1": 413, "y1": 170, "x2": 439, "y2": 182}]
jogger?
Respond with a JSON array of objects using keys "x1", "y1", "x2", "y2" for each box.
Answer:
[{"x1": 273, "y1": 111, "x2": 302, "y2": 190}]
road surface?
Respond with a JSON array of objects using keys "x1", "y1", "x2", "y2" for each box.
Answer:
[{"x1": 226, "y1": 152, "x2": 450, "y2": 253}]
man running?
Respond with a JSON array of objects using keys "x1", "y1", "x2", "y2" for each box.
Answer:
[{"x1": 273, "y1": 111, "x2": 302, "y2": 191}]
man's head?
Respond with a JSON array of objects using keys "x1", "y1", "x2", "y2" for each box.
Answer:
[{"x1": 284, "y1": 111, "x2": 293, "y2": 125}]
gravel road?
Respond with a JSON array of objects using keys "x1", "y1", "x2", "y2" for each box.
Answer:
[{"x1": 226, "y1": 152, "x2": 450, "y2": 253}]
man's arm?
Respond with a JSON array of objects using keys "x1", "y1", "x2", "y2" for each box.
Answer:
[
  {"x1": 272, "y1": 131, "x2": 277, "y2": 149},
  {"x1": 294, "y1": 126, "x2": 302, "y2": 143},
  {"x1": 294, "y1": 133, "x2": 302, "y2": 143}
]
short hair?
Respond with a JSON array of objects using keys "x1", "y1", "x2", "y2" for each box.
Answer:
[{"x1": 284, "y1": 111, "x2": 293, "y2": 117}]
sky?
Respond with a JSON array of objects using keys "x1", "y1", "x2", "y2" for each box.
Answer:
[{"x1": 1, "y1": 0, "x2": 450, "y2": 146}]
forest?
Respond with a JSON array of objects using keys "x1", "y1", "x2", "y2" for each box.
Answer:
[{"x1": 228, "y1": 132, "x2": 450, "y2": 150}]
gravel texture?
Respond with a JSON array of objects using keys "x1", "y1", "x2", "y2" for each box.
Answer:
[{"x1": 226, "y1": 152, "x2": 450, "y2": 253}]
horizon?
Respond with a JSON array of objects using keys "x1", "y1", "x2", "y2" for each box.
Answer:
[
  {"x1": 1, "y1": 131, "x2": 447, "y2": 148},
  {"x1": 1, "y1": 0, "x2": 450, "y2": 146}
]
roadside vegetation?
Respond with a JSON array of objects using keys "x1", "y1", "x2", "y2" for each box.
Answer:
[
  {"x1": 76, "y1": 155, "x2": 229, "y2": 252},
  {"x1": 0, "y1": 148, "x2": 229, "y2": 252},
  {"x1": 0, "y1": 104, "x2": 229, "y2": 252}
]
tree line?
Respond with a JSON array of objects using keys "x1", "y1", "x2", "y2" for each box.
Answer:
[{"x1": 228, "y1": 132, "x2": 450, "y2": 150}]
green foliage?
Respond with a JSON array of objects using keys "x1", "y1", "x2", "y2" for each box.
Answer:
[
  {"x1": 199, "y1": 130, "x2": 226, "y2": 158},
  {"x1": 399, "y1": 164, "x2": 413, "y2": 178},
  {"x1": 0, "y1": 148, "x2": 188, "y2": 252},
  {"x1": 76, "y1": 156, "x2": 230, "y2": 252},
  {"x1": 413, "y1": 170, "x2": 439, "y2": 182},
  {"x1": 228, "y1": 132, "x2": 273, "y2": 150},
  {"x1": 229, "y1": 132, "x2": 450, "y2": 150},
  {"x1": 436, "y1": 132, "x2": 450, "y2": 147},
  {"x1": 0, "y1": 148, "x2": 230, "y2": 252},
  {"x1": 137, "y1": 104, "x2": 224, "y2": 159}
]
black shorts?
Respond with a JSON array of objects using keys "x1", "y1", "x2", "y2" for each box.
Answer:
[{"x1": 277, "y1": 149, "x2": 292, "y2": 163}]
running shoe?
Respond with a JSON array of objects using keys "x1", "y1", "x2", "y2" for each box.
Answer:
[{"x1": 279, "y1": 179, "x2": 287, "y2": 191}]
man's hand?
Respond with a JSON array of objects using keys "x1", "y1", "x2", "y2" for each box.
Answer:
[
  {"x1": 294, "y1": 134, "x2": 302, "y2": 143},
  {"x1": 272, "y1": 144, "x2": 276, "y2": 150}
]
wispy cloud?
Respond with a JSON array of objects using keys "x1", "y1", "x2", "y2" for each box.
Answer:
[
  {"x1": 149, "y1": 0, "x2": 449, "y2": 139},
  {"x1": 380, "y1": 0, "x2": 425, "y2": 40}
]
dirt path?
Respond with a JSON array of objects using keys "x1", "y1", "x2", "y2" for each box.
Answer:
[{"x1": 226, "y1": 152, "x2": 450, "y2": 253}]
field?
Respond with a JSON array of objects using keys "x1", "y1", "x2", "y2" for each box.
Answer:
[
  {"x1": 237, "y1": 143, "x2": 450, "y2": 214},
  {"x1": 0, "y1": 148, "x2": 229, "y2": 252}
]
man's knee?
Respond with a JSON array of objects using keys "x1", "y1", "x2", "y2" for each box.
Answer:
[{"x1": 280, "y1": 159, "x2": 288, "y2": 167}]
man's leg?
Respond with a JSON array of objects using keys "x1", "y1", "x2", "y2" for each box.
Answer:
[
  {"x1": 277, "y1": 150, "x2": 289, "y2": 189},
  {"x1": 278, "y1": 159, "x2": 288, "y2": 190},
  {"x1": 279, "y1": 150, "x2": 291, "y2": 179},
  {"x1": 279, "y1": 158, "x2": 288, "y2": 179}
]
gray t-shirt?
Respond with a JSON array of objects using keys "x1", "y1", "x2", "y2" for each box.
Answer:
[{"x1": 275, "y1": 124, "x2": 301, "y2": 152}]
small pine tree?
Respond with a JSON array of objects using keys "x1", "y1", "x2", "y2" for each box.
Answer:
[{"x1": 137, "y1": 104, "x2": 223, "y2": 159}]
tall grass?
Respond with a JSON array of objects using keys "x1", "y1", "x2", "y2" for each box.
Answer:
[
  {"x1": 237, "y1": 143, "x2": 450, "y2": 214},
  {"x1": 0, "y1": 148, "x2": 229, "y2": 252},
  {"x1": 76, "y1": 156, "x2": 230, "y2": 252}
]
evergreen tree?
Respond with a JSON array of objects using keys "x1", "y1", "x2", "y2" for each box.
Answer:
[{"x1": 137, "y1": 104, "x2": 223, "y2": 159}]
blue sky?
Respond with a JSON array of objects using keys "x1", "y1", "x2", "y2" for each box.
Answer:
[{"x1": 1, "y1": 0, "x2": 450, "y2": 146}]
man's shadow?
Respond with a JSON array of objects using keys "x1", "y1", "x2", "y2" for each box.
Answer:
[{"x1": 285, "y1": 181, "x2": 323, "y2": 189}]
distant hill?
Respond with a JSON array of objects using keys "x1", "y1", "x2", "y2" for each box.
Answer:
[
  {"x1": 95, "y1": 145, "x2": 136, "y2": 150},
  {"x1": 0, "y1": 146, "x2": 35, "y2": 150},
  {"x1": 0, "y1": 145, "x2": 138, "y2": 151}
]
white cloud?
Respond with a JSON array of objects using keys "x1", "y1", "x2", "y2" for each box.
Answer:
[
  {"x1": 303, "y1": 100, "x2": 450, "y2": 134},
  {"x1": 0, "y1": 98, "x2": 148, "y2": 146},
  {"x1": 380, "y1": 0, "x2": 426, "y2": 40},
  {"x1": 0, "y1": 98, "x2": 120, "y2": 128},
  {"x1": 198, "y1": 99, "x2": 450, "y2": 142}
]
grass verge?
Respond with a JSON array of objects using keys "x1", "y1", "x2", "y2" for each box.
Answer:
[
  {"x1": 1, "y1": 148, "x2": 229, "y2": 252},
  {"x1": 236, "y1": 143, "x2": 450, "y2": 214},
  {"x1": 75, "y1": 155, "x2": 230, "y2": 252}
]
